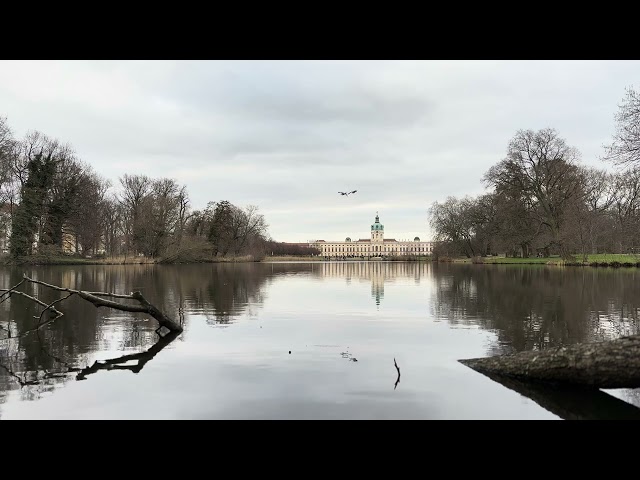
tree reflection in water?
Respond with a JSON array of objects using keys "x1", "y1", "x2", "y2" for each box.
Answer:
[{"x1": 1, "y1": 262, "x2": 640, "y2": 417}]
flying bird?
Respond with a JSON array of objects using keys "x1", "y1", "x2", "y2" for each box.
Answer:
[{"x1": 339, "y1": 190, "x2": 358, "y2": 196}]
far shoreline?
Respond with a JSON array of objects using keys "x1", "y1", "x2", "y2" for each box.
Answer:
[{"x1": 1, "y1": 254, "x2": 639, "y2": 268}]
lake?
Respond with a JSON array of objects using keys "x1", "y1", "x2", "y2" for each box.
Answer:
[{"x1": 1, "y1": 261, "x2": 639, "y2": 420}]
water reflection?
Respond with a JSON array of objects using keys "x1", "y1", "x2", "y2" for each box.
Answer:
[
  {"x1": 473, "y1": 371, "x2": 640, "y2": 420},
  {"x1": 76, "y1": 330, "x2": 179, "y2": 380},
  {"x1": 1, "y1": 262, "x2": 640, "y2": 418},
  {"x1": 430, "y1": 264, "x2": 640, "y2": 354},
  {"x1": 315, "y1": 261, "x2": 427, "y2": 307}
]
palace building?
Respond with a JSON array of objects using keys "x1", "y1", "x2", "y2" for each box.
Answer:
[{"x1": 312, "y1": 213, "x2": 433, "y2": 259}]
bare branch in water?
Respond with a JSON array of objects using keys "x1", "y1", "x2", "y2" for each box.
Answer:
[
  {"x1": 22, "y1": 275, "x2": 182, "y2": 334},
  {"x1": 37, "y1": 293, "x2": 74, "y2": 324},
  {"x1": 0, "y1": 279, "x2": 25, "y2": 304},
  {"x1": 1, "y1": 275, "x2": 182, "y2": 343},
  {"x1": 0, "y1": 287, "x2": 61, "y2": 312}
]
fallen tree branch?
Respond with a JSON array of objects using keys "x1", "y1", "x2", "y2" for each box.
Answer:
[
  {"x1": 21, "y1": 275, "x2": 182, "y2": 335},
  {"x1": 0, "y1": 287, "x2": 62, "y2": 314},
  {"x1": 37, "y1": 293, "x2": 73, "y2": 324},
  {"x1": 86, "y1": 291, "x2": 135, "y2": 299},
  {"x1": 394, "y1": 357, "x2": 401, "y2": 390},
  {"x1": 0, "y1": 275, "x2": 183, "y2": 396},
  {"x1": 0, "y1": 287, "x2": 64, "y2": 341},
  {"x1": 12, "y1": 314, "x2": 65, "y2": 339},
  {"x1": 0, "y1": 279, "x2": 25, "y2": 304},
  {"x1": 1, "y1": 275, "x2": 182, "y2": 342},
  {"x1": 459, "y1": 334, "x2": 640, "y2": 389}
]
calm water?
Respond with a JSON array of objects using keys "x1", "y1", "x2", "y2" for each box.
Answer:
[{"x1": 1, "y1": 261, "x2": 639, "y2": 420}]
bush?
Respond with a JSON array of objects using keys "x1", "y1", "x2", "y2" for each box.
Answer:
[{"x1": 158, "y1": 235, "x2": 215, "y2": 263}]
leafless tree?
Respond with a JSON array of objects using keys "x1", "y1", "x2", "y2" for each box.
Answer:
[
  {"x1": 68, "y1": 172, "x2": 112, "y2": 255},
  {"x1": 609, "y1": 167, "x2": 640, "y2": 253},
  {"x1": 0, "y1": 117, "x2": 15, "y2": 205},
  {"x1": 101, "y1": 194, "x2": 124, "y2": 256},
  {"x1": 429, "y1": 196, "x2": 479, "y2": 258},
  {"x1": 187, "y1": 201, "x2": 215, "y2": 237},
  {"x1": 118, "y1": 174, "x2": 152, "y2": 255},
  {"x1": 230, "y1": 205, "x2": 268, "y2": 255},
  {"x1": 483, "y1": 128, "x2": 583, "y2": 259},
  {"x1": 579, "y1": 167, "x2": 616, "y2": 254},
  {"x1": 603, "y1": 85, "x2": 640, "y2": 168}
]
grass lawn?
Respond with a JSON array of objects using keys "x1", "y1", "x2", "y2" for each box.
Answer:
[{"x1": 452, "y1": 253, "x2": 640, "y2": 265}]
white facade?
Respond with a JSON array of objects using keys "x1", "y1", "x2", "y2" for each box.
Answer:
[{"x1": 312, "y1": 213, "x2": 433, "y2": 258}]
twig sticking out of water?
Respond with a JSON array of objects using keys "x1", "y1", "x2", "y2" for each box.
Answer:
[{"x1": 394, "y1": 357, "x2": 401, "y2": 390}]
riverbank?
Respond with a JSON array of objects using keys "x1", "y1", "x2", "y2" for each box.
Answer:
[
  {"x1": 0, "y1": 254, "x2": 263, "y2": 266},
  {"x1": 262, "y1": 256, "x2": 323, "y2": 262},
  {"x1": 3, "y1": 253, "x2": 639, "y2": 267},
  {"x1": 0, "y1": 253, "x2": 431, "y2": 265},
  {"x1": 447, "y1": 254, "x2": 640, "y2": 267}
]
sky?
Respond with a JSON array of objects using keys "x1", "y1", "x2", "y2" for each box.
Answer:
[{"x1": 0, "y1": 60, "x2": 638, "y2": 242}]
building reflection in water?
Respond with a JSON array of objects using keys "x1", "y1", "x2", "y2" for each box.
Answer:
[{"x1": 316, "y1": 261, "x2": 428, "y2": 307}]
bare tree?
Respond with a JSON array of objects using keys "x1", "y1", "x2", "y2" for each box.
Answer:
[
  {"x1": 609, "y1": 167, "x2": 640, "y2": 253},
  {"x1": 118, "y1": 174, "x2": 152, "y2": 255},
  {"x1": 101, "y1": 194, "x2": 124, "y2": 256},
  {"x1": 428, "y1": 196, "x2": 480, "y2": 258},
  {"x1": 603, "y1": 85, "x2": 640, "y2": 168},
  {"x1": 492, "y1": 191, "x2": 544, "y2": 257},
  {"x1": 148, "y1": 178, "x2": 183, "y2": 256},
  {"x1": 0, "y1": 117, "x2": 15, "y2": 206},
  {"x1": 68, "y1": 172, "x2": 112, "y2": 255},
  {"x1": 187, "y1": 201, "x2": 215, "y2": 237},
  {"x1": 175, "y1": 185, "x2": 191, "y2": 244},
  {"x1": 580, "y1": 167, "x2": 616, "y2": 254},
  {"x1": 208, "y1": 200, "x2": 234, "y2": 256},
  {"x1": 231, "y1": 205, "x2": 268, "y2": 255},
  {"x1": 483, "y1": 128, "x2": 584, "y2": 259}
]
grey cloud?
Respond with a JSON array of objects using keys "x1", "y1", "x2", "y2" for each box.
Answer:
[
  {"x1": 164, "y1": 60, "x2": 434, "y2": 127},
  {"x1": 1, "y1": 60, "x2": 639, "y2": 241}
]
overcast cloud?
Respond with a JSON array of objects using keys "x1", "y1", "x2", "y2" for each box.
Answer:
[{"x1": 0, "y1": 60, "x2": 638, "y2": 242}]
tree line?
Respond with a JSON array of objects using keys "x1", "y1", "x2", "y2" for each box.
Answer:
[
  {"x1": 429, "y1": 86, "x2": 640, "y2": 260},
  {"x1": 0, "y1": 119, "x2": 271, "y2": 261}
]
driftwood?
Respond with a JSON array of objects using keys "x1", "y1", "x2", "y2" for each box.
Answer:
[
  {"x1": 472, "y1": 370, "x2": 640, "y2": 420},
  {"x1": 0, "y1": 275, "x2": 182, "y2": 337},
  {"x1": 460, "y1": 334, "x2": 640, "y2": 389}
]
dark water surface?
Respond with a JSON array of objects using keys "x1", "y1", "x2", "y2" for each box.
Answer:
[{"x1": 1, "y1": 261, "x2": 639, "y2": 419}]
